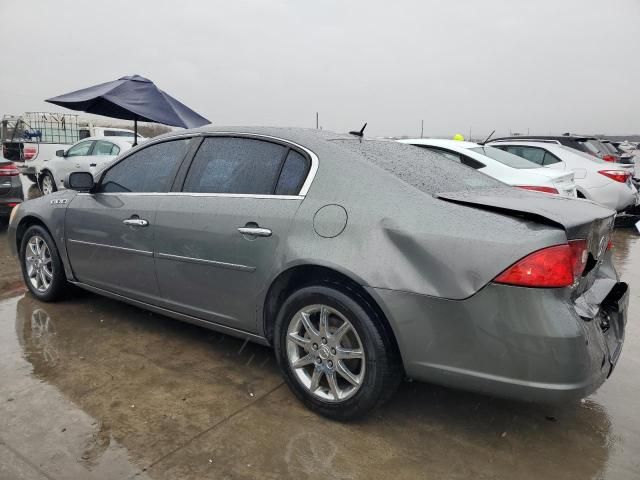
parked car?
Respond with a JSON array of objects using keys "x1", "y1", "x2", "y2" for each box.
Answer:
[
  {"x1": 7, "y1": 127, "x2": 628, "y2": 420},
  {"x1": 1, "y1": 112, "x2": 144, "y2": 183},
  {"x1": 491, "y1": 135, "x2": 622, "y2": 163},
  {"x1": 489, "y1": 141, "x2": 638, "y2": 211},
  {"x1": 0, "y1": 161, "x2": 23, "y2": 221},
  {"x1": 38, "y1": 137, "x2": 134, "y2": 195},
  {"x1": 399, "y1": 139, "x2": 577, "y2": 197},
  {"x1": 599, "y1": 139, "x2": 637, "y2": 176}
]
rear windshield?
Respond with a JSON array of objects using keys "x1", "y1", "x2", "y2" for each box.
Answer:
[
  {"x1": 559, "y1": 145, "x2": 607, "y2": 164},
  {"x1": 469, "y1": 146, "x2": 540, "y2": 169},
  {"x1": 600, "y1": 142, "x2": 618, "y2": 154},
  {"x1": 334, "y1": 140, "x2": 503, "y2": 194},
  {"x1": 104, "y1": 130, "x2": 136, "y2": 137}
]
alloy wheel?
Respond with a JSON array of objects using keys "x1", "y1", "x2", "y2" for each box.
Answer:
[
  {"x1": 41, "y1": 175, "x2": 53, "y2": 195},
  {"x1": 286, "y1": 304, "x2": 366, "y2": 402},
  {"x1": 24, "y1": 236, "x2": 53, "y2": 293}
]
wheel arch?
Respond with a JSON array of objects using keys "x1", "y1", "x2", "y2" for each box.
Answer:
[
  {"x1": 262, "y1": 263, "x2": 403, "y2": 364},
  {"x1": 15, "y1": 215, "x2": 51, "y2": 254}
]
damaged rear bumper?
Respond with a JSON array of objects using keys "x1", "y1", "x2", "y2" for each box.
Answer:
[{"x1": 366, "y1": 271, "x2": 628, "y2": 404}]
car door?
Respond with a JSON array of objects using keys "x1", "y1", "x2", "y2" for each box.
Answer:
[
  {"x1": 65, "y1": 137, "x2": 194, "y2": 303},
  {"x1": 153, "y1": 135, "x2": 312, "y2": 333},
  {"x1": 81, "y1": 139, "x2": 121, "y2": 174}
]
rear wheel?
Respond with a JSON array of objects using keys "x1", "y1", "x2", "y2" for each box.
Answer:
[
  {"x1": 40, "y1": 172, "x2": 57, "y2": 195},
  {"x1": 274, "y1": 285, "x2": 402, "y2": 420},
  {"x1": 20, "y1": 225, "x2": 67, "y2": 301}
]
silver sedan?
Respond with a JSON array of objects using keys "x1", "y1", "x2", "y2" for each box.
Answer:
[{"x1": 7, "y1": 127, "x2": 628, "y2": 420}]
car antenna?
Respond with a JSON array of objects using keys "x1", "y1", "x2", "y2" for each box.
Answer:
[
  {"x1": 349, "y1": 122, "x2": 367, "y2": 138},
  {"x1": 479, "y1": 129, "x2": 496, "y2": 145}
]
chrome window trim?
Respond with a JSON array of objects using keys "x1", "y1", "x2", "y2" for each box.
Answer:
[
  {"x1": 155, "y1": 252, "x2": 255, "y2": 272},
  {"x1": 68, "y1": 238, "x2": 153, "y2": 257},
  {"x1": 77, "y1": 192, "x2": 303, "y2": 200},
  {"x1": 200, "y1": 132, "x2": 319, "y2": 196},
  {"x1": 101, "y1": 131, "x2": 319, "y2": 197}
]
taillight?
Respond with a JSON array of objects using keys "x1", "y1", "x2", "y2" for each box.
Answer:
[
  {"x1": 515, "y1": 185, "x2": 559, "y2": 195},
  {"x1": 494, "y1": 240, "x2": 588, "y2": 288},
  {"x1": 598, "y1": 170, "x2": 630, "y2": 183},
  {"x1": 23, "y1": 146, "x2": 37, "y2": 160},
  {"x1": 0, "y1": 163, "x2": 19, "y2": 176},
  {"x1": 602, "y1": 154, "x2": 617, "y2": 163},
  {"x1": 607, "y1": 240, "x2": 613, "y2": 251}
]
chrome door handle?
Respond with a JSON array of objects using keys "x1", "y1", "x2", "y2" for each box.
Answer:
[
  {"x1": 123, "y1": 218, "x2": 149, "y2": 227},
  {"x1": 238, "y1": 227, "x2": 272, "y2": 237}
]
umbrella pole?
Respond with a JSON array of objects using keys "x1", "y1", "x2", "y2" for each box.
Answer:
[{"x1": 133, "y1": 117, "x2": 138, "y2": 146}]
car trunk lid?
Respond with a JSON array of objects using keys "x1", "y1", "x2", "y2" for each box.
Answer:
[{"x1": 437, "y1": 187, "x2": 615, "y2": 290}]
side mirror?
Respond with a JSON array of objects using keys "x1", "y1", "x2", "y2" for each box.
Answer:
[
  {"x1": 65, "y1": 171, "x2": 94, "y2": 192},
  {"x1": 56, "y1": 150, "x2": 65, "y2": 157}
]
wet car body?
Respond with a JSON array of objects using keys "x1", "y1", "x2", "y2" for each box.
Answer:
[{"x1": 6, "y1": 127, "x2": 629, "y2": 416}]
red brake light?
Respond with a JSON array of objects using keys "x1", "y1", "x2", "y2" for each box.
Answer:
[
  {"x1": 515, "y1": 185, "x2": 559, "y2": 195},
  {"x1": 606, "y1": 240, "x2": 613, "y2": 251},
  {"x1": 494, "y1": 240, "x2": 588, "y2": 288},
  {"x1": 23, "y1": 146, "x2": 37, "y2": 160},
  {"x1": 598, "y1": 170, "x2": 630, "y2": 183},
  {"x1": 602, "y1": 154, "x2": 617, "y2": 163},
  {"x1": 0, "y1": 163, "x2": 19, "y2": 176}
]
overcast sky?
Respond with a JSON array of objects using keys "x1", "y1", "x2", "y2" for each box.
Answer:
[{"x1": 1, "y1": 0, "x2": 639, "y2": 138}]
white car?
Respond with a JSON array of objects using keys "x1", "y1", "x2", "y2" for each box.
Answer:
[
  {"x1": 489, "y1": 141, "x2": 638, "y2": 212},
  {"x1": 398, "y1": 139, "x2": 577, "y2": 197},
  {"x1": 39, "y1": 136, "x2": 134, "y2": 195}
]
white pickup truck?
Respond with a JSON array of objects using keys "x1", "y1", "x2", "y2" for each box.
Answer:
[{"x1": 1, "y1": 113, "x2": 143, "y2": 182}]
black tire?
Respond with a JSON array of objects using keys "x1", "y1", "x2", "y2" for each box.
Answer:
[
  {"x1": 39, "y1": 171, "x2": 57, "y2": 195},
  {"x1": 25, "y1": 174, "x2": 38, "y2": 183},
  {"x1": 19, "y1": 225, "x2": 67, "y2": 301},
  {"x1": 274, "y1": 285, "x2": 402, "y2": 420}
]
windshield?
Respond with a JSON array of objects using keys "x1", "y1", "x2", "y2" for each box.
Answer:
[{"x1": 469, "y1": 145, "x2": 541, "y2": 169}]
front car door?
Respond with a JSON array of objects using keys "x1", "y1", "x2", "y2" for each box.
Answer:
[
  {"x1": 50, "y1": 140, "x2": 95, "y2": 190},
  {"x1": 153, "y1": 135, "x2": 313, "y2": 333},
  {"x1": 65, "y1": 137, "x2": 194, "y2": 303}
]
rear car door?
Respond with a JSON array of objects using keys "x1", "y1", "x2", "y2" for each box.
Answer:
[
  {"x1": 153, "y1": 135, "x2": 312, "y2": 333},
  {"x1": 65, "y1": 138, "x2": 193, "y2": 303},
  {"x1": 82, "y1": 140, "x2": 121, "y2": 173}
]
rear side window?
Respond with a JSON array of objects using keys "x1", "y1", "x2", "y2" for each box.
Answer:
[
  {"x1": 577, "y1": 140, "x2": 600, "y2": 155},
  {"x1": 184, "y1": 137, "x2": 287, "y2": 194},
  {"x1": 93, "y1": 140, "x2": 120, "y2": 156},
  {"x1": 275, "y1": 150, "x2": 311, "y2": 195},
  {"x1": 99, "y1": 139, "x2": 190, "y2": 193},
  {"x1": 543, "y1": 151, "x2": 561, "y2": 165}
]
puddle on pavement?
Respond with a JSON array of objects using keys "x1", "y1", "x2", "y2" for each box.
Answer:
[{"x1": 0, "y1": 210, "x2": 639, "y2": 478}]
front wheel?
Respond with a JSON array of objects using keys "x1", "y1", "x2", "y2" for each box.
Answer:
[
  {"x1": 40, "y1": 172, "x2": 57, "y2": 195},
  {"x1": 274, "y1": 285, "x2": 402, "y2": 420},
  {"x1": 20, "y1": 225, "x2": 67, "y2": 301}
]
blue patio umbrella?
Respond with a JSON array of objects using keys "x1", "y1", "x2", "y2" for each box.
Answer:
[{"x1": 45, "y1": 75, "x2": 210, "y2": 145}]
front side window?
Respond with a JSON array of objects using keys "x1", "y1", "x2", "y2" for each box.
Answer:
[
  {"x1": 67, "y1": 141, "x2": 94, "y2": 157},
  {"x1": 98, "y1": 139, "x2": 190, "y2": 193},
  {"x1": 183, "y1": 137, "x2": 288, "y2": 194},
  {"x1": 93, "y1": 140, "x2": 120, "y2": 156}
]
